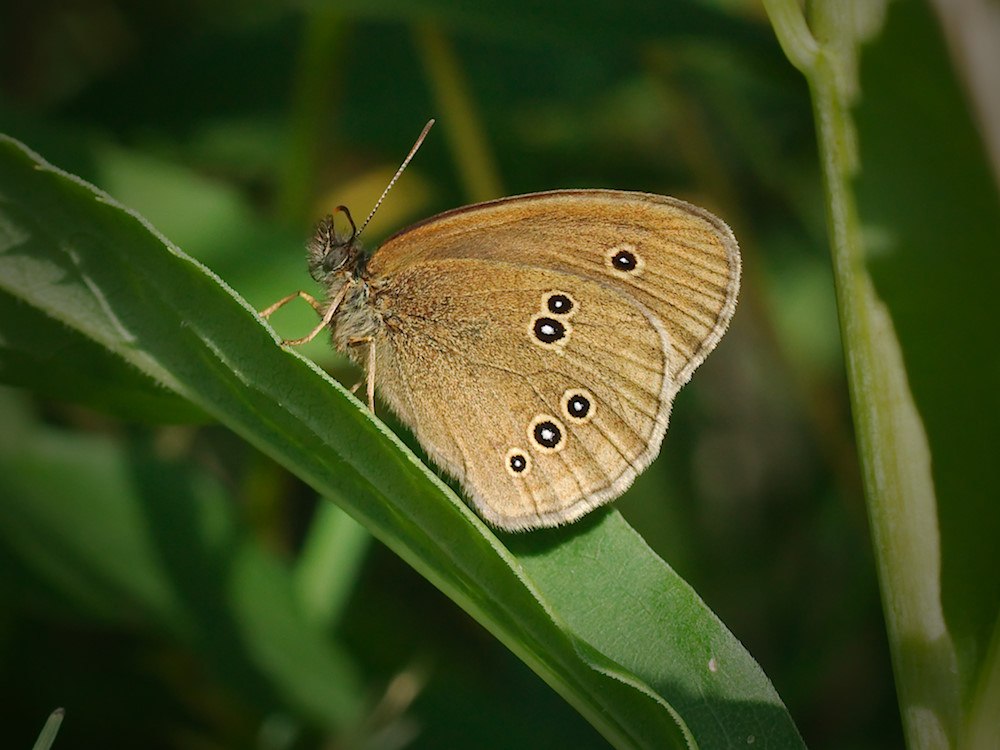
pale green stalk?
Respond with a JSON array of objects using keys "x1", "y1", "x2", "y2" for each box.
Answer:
[
  {"x1": 31, "y1": 709, "x2": 65, "y2": 750},
  {"x1": 762, "y1": 1, "x2": 962, "y2": 747}
]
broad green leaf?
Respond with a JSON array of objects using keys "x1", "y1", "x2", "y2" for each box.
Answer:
[
  {"x1": 0, "y1": 286, "x2": 207, "y2": 422},
  {"x1": 0, "y1": 133, "x2": 803, "y2": 748},
  {"x1": 510, "y1": 514, "x2": 800, "y2": 749}
]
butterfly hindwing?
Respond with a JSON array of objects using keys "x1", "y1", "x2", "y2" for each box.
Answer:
[{"x1": 367, "y1": 258, "x2": 672, "y2": 530}]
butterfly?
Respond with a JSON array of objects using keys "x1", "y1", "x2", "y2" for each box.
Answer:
[{"x1": 263, "y1": 122, "x2": 740, "y2": 531}]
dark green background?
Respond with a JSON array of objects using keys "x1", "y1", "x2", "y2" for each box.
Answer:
[{"x1": 4, "y1": 1, "x2": 990, "y2": 747}]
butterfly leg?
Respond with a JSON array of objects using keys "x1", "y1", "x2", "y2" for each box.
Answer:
[
  {"x1": 260, "y1": 284, "x2": 348, "y2": 346},
  {"x1": 366, "y1": 338, "x2": 376, "y2": 412},
  {"x1": 345, "y1": 374, "x2": 373, "y2": 413},
  {"x1": 344, "y1": 336, "x2": 376, "y2": 412},
  {"x1": 259, "y1": 290, "x2": 322, "y2": 318}
]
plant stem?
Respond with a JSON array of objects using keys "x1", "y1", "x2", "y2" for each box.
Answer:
[
  {"x1": 278, "y1": 8, "x2": 347, "y2": 225},
  {"x1": 763, "y1": 1, "x2": 961, "y2": 747},
  {"x1": 412, "y1": 23, "x2": 504, "y2": 202}
]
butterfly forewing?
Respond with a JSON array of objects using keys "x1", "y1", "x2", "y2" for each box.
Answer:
[{"x1": 370, "y1": 190, "x2": 740, "y2": 387}]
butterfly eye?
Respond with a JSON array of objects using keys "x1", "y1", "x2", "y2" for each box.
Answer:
[
  {"x1": 321, "y1": 247, "x2": 350, "y2": 275},
  {"x1": 562, "y1": 388, "x2": 595, "y2": 424},
  {"x1": 545, "y1": 292, "x2": 575, "y2": 315},
  {"x1": 529, "y1": 415, "x2": 565, "y2": 453},
  {"x1": 308, "y1": 216, "x2": 358, "y2": 280}
]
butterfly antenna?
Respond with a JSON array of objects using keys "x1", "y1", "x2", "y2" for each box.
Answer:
[{"x1": 356, "y1": 119, "x2": 435, "y2": 238}]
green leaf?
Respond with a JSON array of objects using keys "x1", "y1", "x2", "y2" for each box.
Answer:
[
  {"x1": 511, "y1": 514, "x2": 802, "y2": 749},
  {"x1": 0, "y1": 285, "x2": 208, "y2": 422},
  {"x1": 0, "y1": 132, "x2": 803, "y2": 748}
]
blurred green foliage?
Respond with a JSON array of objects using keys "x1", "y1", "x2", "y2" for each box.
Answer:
[{"x1": 2, "y1": 0, "x2": 994, "y2": 747}]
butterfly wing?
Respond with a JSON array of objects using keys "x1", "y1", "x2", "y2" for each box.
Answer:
[
  {"x1": 369, "y1": 189, "x2": 740, "y2": 387},
  {"x1": 364, "y1": 190, "x2": 740, "y2": 531}
]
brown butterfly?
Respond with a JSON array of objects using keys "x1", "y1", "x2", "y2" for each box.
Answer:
[{"x1": 263, "y1": 122, "x2": 740, "y2": 531}]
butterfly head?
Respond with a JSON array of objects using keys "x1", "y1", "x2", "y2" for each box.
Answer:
[{"x1": 307, "y1": 207, "x2": 365, "y2": 285}]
